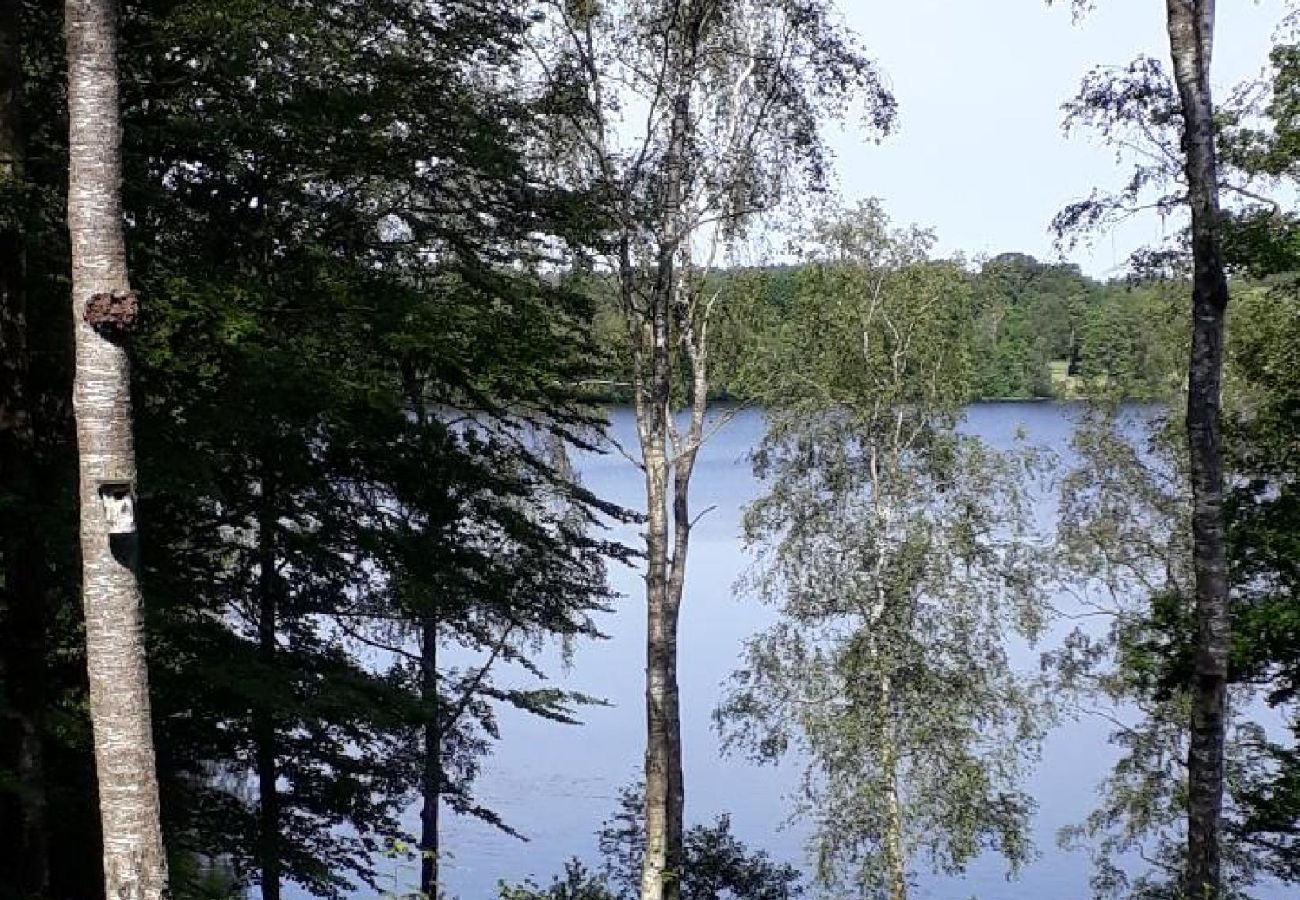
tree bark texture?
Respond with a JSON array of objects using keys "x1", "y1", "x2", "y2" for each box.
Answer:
[
  {"x1": 641, "y1": 471, "x2": 684, "y2": 900},
  {"x1": 1165, "y1": 2, "x2": 1231, "y2": 897},
  {"x1": 0, "y1": 0, "x2": 51, "y2": 893},
  {"x1": 638, "y1": 269, "x2": 684, "y2": 900},
  {"x1": 66, "y1": 0, "x2": 170, "y2": 897},
  {"x1": 638, "y1": 16, "x2": 697, "y2": 898}
]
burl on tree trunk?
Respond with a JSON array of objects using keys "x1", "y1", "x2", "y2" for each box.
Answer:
[{"x1": 66, "y1": 0, "x2": 170, "y2": 897}]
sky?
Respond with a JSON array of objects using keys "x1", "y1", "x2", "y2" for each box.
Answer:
[{"x1": 826, "y1": 0, "x2": 1291, "y2": 278}]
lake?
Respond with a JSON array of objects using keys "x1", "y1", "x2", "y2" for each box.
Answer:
[{"x1": 346, "y1": 403, "x2": 1285, "y2": 900}]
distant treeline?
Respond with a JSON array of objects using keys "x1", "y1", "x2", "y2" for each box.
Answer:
[{"x1": 587, "y1": 251, "x2": 1192, "y2": 403}]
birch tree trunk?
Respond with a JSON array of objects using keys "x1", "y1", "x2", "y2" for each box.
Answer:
[
  {"x1": 0, "y1": 0, "x2": 51, "y2": 892},
  {"x1": 542, "y1": 1, "x2": 883, "y2": 896},
  {"x1": 65, "y1": 0, "x2": 170, "y2": 897},
  {"x1": 638, "y1": 296, "x2": 684, "y2": 900},
  {"x1": 1164, "y1": 2, "x2": 1231, "y2": 897},
  {"x1": 879, "y1": 672, "x2": 906, "y2": 900},
  {"x1": 638, "y1": 28, "x2": 697, "y2": 899},
  {"x1": 641, "y1": 470, "x2": 683, "y2": 900}
]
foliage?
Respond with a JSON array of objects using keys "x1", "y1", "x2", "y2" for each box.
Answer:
[
  {"x1": 499, "y1": 785, "x2": 803, "y2": 900},
  {"x1": 969, "y1": 252, "x2": 1098, "y2": 399},
  {"x1": 716, "y1": 205, "x2": 1053, "y2": 899},
  {"x1": 1073, "y1": 282, "x2": 1186, "y2": 403},
  {"x1": 1220, "y1": 283, "x2": 1300, "y2": 885},
  {"x1": 1043, "y1": 12, "x2": 1300, "y2": 899},
  {"x1": 4, "y1": 0, "x2": 629, "y2": 896},
  {"x1": 121, "y1": 0, "x2": 627, "y2": 890},
  {"x1": 527, "y1": 6, "x2": 897, "y2": 899},
  {"x1": 1049, "y1": 277, "x2": 1300, "y2": 894},
  {"x1": 1042, "y1": 263, "x2": 1300, "y2": 900},
  {"x1": 579, "y1": 249, "x2": 1188, "y2": 404},
  {"x1": 1047, "y1": 408, "x2": 1291, "y2": 900}
]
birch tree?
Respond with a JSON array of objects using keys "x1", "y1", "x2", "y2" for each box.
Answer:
[
  {"x1": 65, "y1": 0, "x2": 169, "y2": 897},
  {"x1": 717, "y1": 205, "x2": 1050, "y2": 900},
  {"x1": 526, "y1": 6, "x2": 894, "y2": 898},
  {"x1": 1164, "y1": 5, "x2": 1233, "y2": 895},
  {"x1": 1046, "y1": 408, "x2": 1285, "y2": 900},
  {"x1": 1055, "y1": 2, "x2": 1237, "y2": 893}
]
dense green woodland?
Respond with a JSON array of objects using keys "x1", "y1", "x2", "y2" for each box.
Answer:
[
  {"x1": 3, "y1": 1, "x2": 628, "y2": 897},
  {"x1": 0, "y1": 1, "x2": 1298, "y2": 900},
  {"x1": 588, "y1": 251, "x2": 1190, "y2": 403}
]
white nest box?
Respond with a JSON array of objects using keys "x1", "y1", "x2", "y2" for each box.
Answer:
[{"x1": 98, "y1": 481, "x2": 136, "y2": 535}]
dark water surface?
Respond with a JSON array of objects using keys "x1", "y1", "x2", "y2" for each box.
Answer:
[{"x1": 300, "y1": 404, "x2": 1286, "y2": 900}]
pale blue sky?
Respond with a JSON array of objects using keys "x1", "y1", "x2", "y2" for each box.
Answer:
[{"x1": 828, "y1": 0, "x2": 1290, "y2": 277}]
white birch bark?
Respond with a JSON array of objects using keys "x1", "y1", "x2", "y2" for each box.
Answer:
[
  {"x1": 1164, "y1": 3, "x2": 1231, "y2": 897},
  {"x1": 66, "y1": 0, "x2": 170, "y2": 897}
]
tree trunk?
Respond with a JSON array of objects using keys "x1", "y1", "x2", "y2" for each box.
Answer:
[
  {"x1": 640, "y1": 343, "x2": 682, "y2": 900},
  {"x1": 401, "y1": 366, "x2": 444, "y2": 899},
  {"x1": 1165, "y1": 3, "x2": 1231, "y2": 898},
  {"x1": 632, "y1": 5, "x2": 718, "y2": 899},
  {"x1": 66, "y1": 0, "x2": 170, "y2": 897},
  {"x1": 641, "y1": 475, "x2": 683, "y2": 900},
  {"x1": 639, "y1": 45, "x2": 693, "y2": 900},
  {"x1": 879, "y1": 672, "x2": 906, "y2": 900},
  {"x1": 0, "y1": 0, "x2": 51, "y2": 893},
  {"x1": 420, "y1": 612, "x2": 441, "y2": 898},
  {"x1": 255, "y1": 479, "x2": 282, "y2": 900}
]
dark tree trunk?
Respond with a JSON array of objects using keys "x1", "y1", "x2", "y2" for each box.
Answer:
[
  {"x1": 255, "y1": 479, "x2": 282, "y2": 900},
  {"x1": 401, "y1": 365, "x2": 444, "y2": 899},
  {"x1": 1165, "y1": 2, "x2": 1231, "y2": 897},
  {"x1": 420, "y1": 613, "x2": 440, "y2": 898},
  {"x1": 0, "y1": 0, "x2": 51, "y2": 894}
]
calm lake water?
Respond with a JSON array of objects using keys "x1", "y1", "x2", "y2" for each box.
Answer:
[{"x1": 316, "y1": 403, "x2": 1287, "y2": 900}]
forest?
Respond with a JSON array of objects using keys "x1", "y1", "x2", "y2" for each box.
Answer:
[
  {"x1": 587, "y1": 252, "x2": 1190, "y2": 402},
  {"x1": 0, "y1": 2, "x2": 1298, "y2": 900}
]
